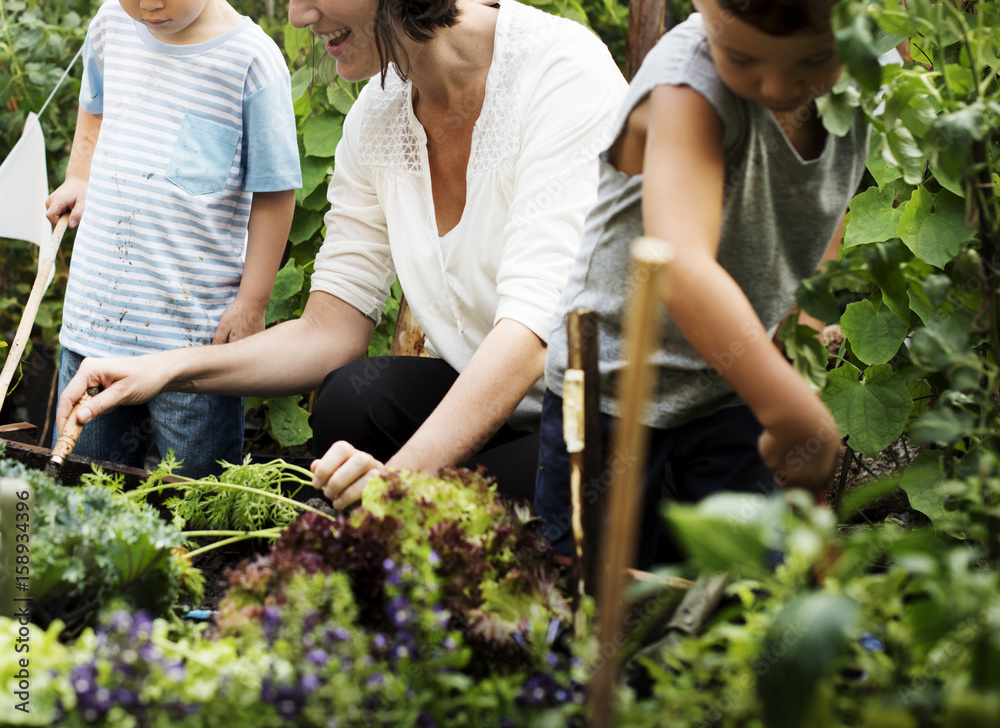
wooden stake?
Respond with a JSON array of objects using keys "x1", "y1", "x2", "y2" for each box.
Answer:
[
  {"x1": 566, "y1": 309, "x2": 602, "y2": 594},
  {"x1": 587, "y1": 237, "x2": 673, "y2": 728},
  {"x1": 0, "y1": 214, "x2": 69, "y2": 413}
]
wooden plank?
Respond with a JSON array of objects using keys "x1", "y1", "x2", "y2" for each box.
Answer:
[{"x1": 0, "y1": 422, "x2": 38, "y2": 446}]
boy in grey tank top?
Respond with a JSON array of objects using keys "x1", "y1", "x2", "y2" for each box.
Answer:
[{"x1": 535, "y1": 0, "x2": 869, "y2": 568}]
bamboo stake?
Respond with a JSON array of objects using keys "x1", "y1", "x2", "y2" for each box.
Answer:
[
  {"x1": 566, "y1": 308, "x2": 602, "y2": 595},
  {"x1": 0, "y1": 214, "x2": 69, "y2": 413},
  {"x1": 587, "y1": 237, "x2": 673, "y2": 728}
]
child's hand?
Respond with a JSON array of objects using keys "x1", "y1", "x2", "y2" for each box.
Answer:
[
  {"x1": 213, "y1": 299, "x2": 266, "y2": 344},
  {"x1": 758, "y1": 405, "x2": 841, "y2": 503},
  {"x1": 45, "y1": 177, "x2": 88, "y2": 228}
]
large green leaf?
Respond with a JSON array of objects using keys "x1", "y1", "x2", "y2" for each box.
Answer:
[
  {"x1": 266, "y1": 395, "x2": 313, "y2": 448},
  {"x1": 845, "y1": 188, "x2": 903, "y2": 248},
  {"x1": 303, "y1": 113, "x2": 344, "y2": 158},
  {"x1": 840, "y1": 299, "x2": 908, "y2": 365},
  {"x1": 817, "y1": 73, "x2": 860, "y2": 137},
  {"x1": 327, "y1": 78, "x2": 358, "y2": 115},
  {"x1": 759, "y1": 593, "x2": 859, "y2": 728},
  {"x1": 898, "y1": 188, "x2": 975, "y2": 269},
  {"x1": 822, "y1": 363, "x2": 913, "y2": 458}
]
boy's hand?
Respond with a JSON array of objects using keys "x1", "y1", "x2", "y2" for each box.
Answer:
[
  {"x1": 213, "y1": 298, "x2": 266, "y2": 344},
  {"x1": 758, "y1": 405, "x2": 841, "y2": 503},
  {"x1": 45, "y1": 177, "x2": 88, "y2": 228}
]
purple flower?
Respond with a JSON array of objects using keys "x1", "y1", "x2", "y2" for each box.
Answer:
[
  {"x1": 308, "y1": 648, "x2": 329, "y2": 667},
  {"x1": 388, "y1": 597, "x2": 412, "y2": 627},
  {"x1": 518, "y1": 672, "x2": 559, "y2": 706},
  {"x1": 367, "y1": 672, "x2": 385, "y2": 687},
  {"x1": 262, "y1": 606, "x2": 282, "y2": 643},
  {"x1": 301, "y1": 672, "x2": 322, "y2": 693},
  {"x1": 374, "y1": 633, "x2": 388, "y2": 650},
  {"x1": 428, "y1": 550, "x2": 441, "y2": 567},
  {"x1": 417, "y1": 712, "x2": 437, "y2": 728},
  {"x1": 545, "y1": 651, "x2": 559, "y2": 668},
  {"x1": 382, "y1": 558, "x2": 395, "y2": 572}
]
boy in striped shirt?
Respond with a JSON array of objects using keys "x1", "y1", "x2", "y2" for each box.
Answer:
[{"x1": 45, "y1": 0, "x2": 301, "y2": 476}]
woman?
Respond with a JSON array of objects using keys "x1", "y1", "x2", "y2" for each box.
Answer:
[{"x1": 56, "y1": 0, "x2": 627, "y2": 507}]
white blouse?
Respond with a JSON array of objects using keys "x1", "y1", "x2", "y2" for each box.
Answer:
[{"x1": 310, "y1": 0, "x2": 627, "y2": 426}]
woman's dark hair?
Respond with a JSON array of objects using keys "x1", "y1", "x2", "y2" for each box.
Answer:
[
  {"x1": 717, "y1": 0, "x2": 835, "y2": 36},
  {"x1": 373, "y1": 0, "x2": 462, "y2": 85}
]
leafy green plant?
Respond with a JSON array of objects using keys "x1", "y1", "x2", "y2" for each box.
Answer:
[
  {"x1": 785, "y1": 1, "x2": 1000, "y2": 523},
  {"x1": 0, "y1": 454, "x2": 186, "y2": 637}
]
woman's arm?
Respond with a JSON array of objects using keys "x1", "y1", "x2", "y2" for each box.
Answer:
[
  {"x1": 57, "y1": 291, "x2": 373, "y2": 429},
  {"x1": 315, "y1": 318, "x2": 546, "y2": 507}
]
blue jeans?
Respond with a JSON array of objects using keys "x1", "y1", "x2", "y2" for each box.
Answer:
[
  {"x1": 56, "y1": 347, "x2": 243, "y2": 478},
  {"x1": 534, "y1": 390, "x2": 778, "y2": 569}
]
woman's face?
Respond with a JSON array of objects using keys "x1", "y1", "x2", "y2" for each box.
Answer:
[{"x1": 289, "y1": 0, "x2": 382, "y2": 82}]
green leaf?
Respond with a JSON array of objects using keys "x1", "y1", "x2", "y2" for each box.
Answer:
[
  {"x1": 943, "y1": 64, "x2": 974, "y2": 97},
  {"x1": 796, "y1": 274, "x2": 841, "y2": 324},
  {"x1": 845, "y1": 188, "x2": 903, "y2": 248},
  {"x1": 865, "y1": 241, "x2": 911, "y2": 325},
  {"x1": 898, "y1": 188, "x2": 975, "y2": 269},
  {"x1": 898, "y1": 451, "x2": 969, "y2": 536},
  {"x1": 780, "y1": 323, "x2": 829, "y2": 393},
  {"x1": 290, "y1": 65, "x2": 313, "y2": 103},
  {"x1": 822, "y1": 363, "x2": 913, "y2": 458},
  {"x1": 759, "y1": 593, "x2": 858, "y2": 728},
  {"x1": 303, "y1": 113, "x2": 344, "y2": 158},
  {"x1": 327, "y1": 78, "x2": 357, "y2": 115},
  {"x1": 840, "y1": 299, "x2": 908, "y2": 365},
  {"x1": 289, "y1": 209, "x2": 324, "y2": 246},
  {"x1": 284, "y1": 22, "x2": 307, "y2": 63},
  {"x1": 266, "y1": 395, "x2": 313, "y2": 448},
  {"x1": 270, "y1": 259, "x2": 305, "y2": 300},
  {"x1": 298, "y1": 153, "x2": 332, "y2": 202},
  {"x1": 910, "y1": 406, "x2": 976, "y2": 449},
  {"x1": 817, "y1": 74, "x2": 860, "y2": 137},
  {"x1": 884, "y1": 126, "x2": 925, "y2": 185},
  {"x1": 909, "y1": 319, "x2": 973, "y2": 373},
  {"x1": 926, "y1": 107, "x2": 984, "y2": 196},
  {"x1": 665, "y1": 493, "x2": 783, "y2": 577},
  {"x1": 866, "y1": 130, "x2": 902, "y2": 188},
  {"x1": 834, "y1": 11, "x2": 883, "y2": 91}
]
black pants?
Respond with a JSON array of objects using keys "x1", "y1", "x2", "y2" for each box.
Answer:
[
  {"x1": 534, "y1": 390, "x2": 779, "y2": 569},
  {"x1": 310, "y1": 357, "x2": 538, "y2": 504}
]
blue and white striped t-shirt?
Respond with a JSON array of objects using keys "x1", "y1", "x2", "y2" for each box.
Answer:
[{"x1": 60, "y1": 2, "x2": 301, "y2": 357}]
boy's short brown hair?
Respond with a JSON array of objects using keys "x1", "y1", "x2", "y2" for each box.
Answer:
[
  {"x1": 374, "y1": 0, "x2": 462, "y2": 85},
  {"x1": 717, "y1": 0, "x2": 836, "y2": 36}
]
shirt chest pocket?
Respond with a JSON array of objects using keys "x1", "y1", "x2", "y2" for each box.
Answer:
[{"x1": 165, "y1": 114, "x2": 241, "y2": 195}]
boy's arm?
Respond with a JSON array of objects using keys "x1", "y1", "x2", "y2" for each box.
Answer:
[
  {"x1": 641, "y1": 85, "x2": 840, "y2": 498},
  {"x1": 213, "y1": 189, "x2": 296, "y2": 344},
  {"x1": 45, "y1": 107, "x2": 102, "y2": 228}
]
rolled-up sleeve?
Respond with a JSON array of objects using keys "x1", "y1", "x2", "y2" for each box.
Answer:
[
  {"x1": 494, "y1": 39, "x2": 627, "y2": 343},
  {"x1": 310, "y1": 101, "x2": 395, "y2": 324}
]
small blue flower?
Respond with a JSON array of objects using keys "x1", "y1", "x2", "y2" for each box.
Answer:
[
  {"x1": 382, "y1": 558, "x2": 395, "y2": 572},
  {"x1": 388, "y1": 597, "x2": 413, "y2": 627},
  {"x1": 859, "y1": 632, "x2": 885, "y2": 653},
  {"x1": 374, "y1": 633, "x2": 388, "y2": 650},
  {"x1": 428, "y1": 550, "x2": 441, "y2": 567}
]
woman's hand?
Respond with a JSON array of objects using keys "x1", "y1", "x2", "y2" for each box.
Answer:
[
  {"x1": 55, "y1": 355, "x2": 170, "y2": 431},
  {"x1": 312, "y1": 441, "x2": 385, "y2": 509}
]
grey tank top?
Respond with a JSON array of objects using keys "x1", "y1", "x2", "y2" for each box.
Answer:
[{"x1": 545, "y1": 13, "x2": 869, "y2": 429}]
